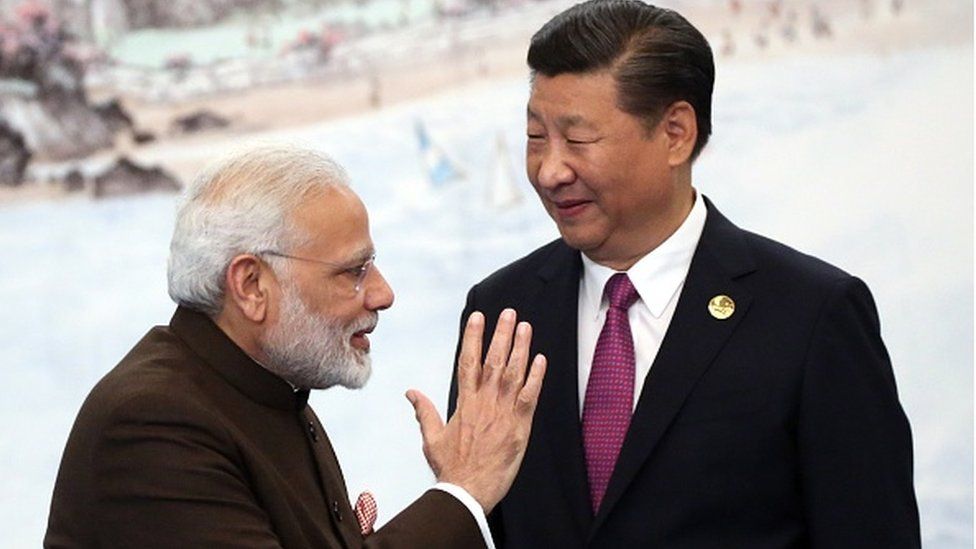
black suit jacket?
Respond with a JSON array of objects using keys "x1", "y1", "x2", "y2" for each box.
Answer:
[
  {"x1": 47, "y1": 307, "x2": 484, "y2": 549},
  {"x1": 450, "y1": 199, "x2": 919, "y2": 548}
]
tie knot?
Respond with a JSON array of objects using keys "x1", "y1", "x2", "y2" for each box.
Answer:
[{"x1": 604, "y1": 273, "x2": 639, "y2": 310}]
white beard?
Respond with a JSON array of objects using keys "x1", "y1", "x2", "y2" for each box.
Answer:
[{"x1": 261, "y1": 278, "x2": 376, "y2": 390}]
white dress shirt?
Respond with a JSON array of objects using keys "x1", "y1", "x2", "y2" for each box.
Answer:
[
  {"x1": 577, "y1": 192, "x2": 707, "y2": 414},
  {"x1": 433, "y1": 483, "x2": 495, "y2": 549}
]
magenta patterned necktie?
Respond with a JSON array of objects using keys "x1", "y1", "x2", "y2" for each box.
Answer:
[{"x1": 582, "y1": 272, "x2": 639, "y2": 514}]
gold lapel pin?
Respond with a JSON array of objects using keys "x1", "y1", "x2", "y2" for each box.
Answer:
[{"x1": 708, "y1": 295, "x2": 735, "y2": 320}]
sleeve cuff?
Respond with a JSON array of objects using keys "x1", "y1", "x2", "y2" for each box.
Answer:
[{"x1": 431, "y1": 482, "x2": 496, "y2": 549}]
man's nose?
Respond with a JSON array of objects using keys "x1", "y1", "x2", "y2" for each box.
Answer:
[
  {"x1": 363, "y1": 265, "x2": 394, "y2": 311},
  {"x1": 533, "y1": 143, "x2": 575, "y2": 190}
]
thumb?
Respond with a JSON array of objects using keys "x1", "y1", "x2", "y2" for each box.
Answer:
[{"x1": 406, "y1": 389, "x2": 445, "y2": 443}]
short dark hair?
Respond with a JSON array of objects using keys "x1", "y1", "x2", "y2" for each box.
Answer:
[{"x1": 527, "y1": 0, "x2": 714, "y2": 160}]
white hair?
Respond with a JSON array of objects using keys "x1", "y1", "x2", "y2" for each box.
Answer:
[{"x1": 167, "y1": 144, "x2": 350, "y2": 316}]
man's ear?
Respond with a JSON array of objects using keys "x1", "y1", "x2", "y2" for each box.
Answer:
[
  {"x1": 224, "y1": 254, "x2": 273, "y2": 323},
  {"x1": 662, "y1": 100, "x2": 698, "y2": 167}
]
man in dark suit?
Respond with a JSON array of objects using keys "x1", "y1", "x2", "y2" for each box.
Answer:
[
  {"x1": 450, "y1": 1, "x2": 920, "y2": 546},
  {"x1": 46, "y1": 145, "x2": 546, "y2": 548}
]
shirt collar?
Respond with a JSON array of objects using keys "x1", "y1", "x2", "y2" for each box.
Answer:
[
  {"x1": 581, "y1": 190, "x2": 707, "y2": 318},
  {"x1": 169, "y1": 306, "x2": 308, "y2": 411}
]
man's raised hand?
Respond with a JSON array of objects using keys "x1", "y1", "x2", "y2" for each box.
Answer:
[{"x1": 406, "y1": 309, "x2": 546, "y2": 513}]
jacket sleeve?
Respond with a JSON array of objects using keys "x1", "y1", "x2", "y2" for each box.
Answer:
[
  {"x1": 365, "y1": 490, "x2": 486, "y2": 549},
  {"x1": 797, "y1": 276, "x2": 921, "y2": 547}
]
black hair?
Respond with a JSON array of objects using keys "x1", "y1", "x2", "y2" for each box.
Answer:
[{"x1": 528, "y1": 0, "x2": 714, "y2": 160}]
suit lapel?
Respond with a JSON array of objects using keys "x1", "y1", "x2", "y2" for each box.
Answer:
[
  {"x1": 526, "y1": 243, "x2": 593, "y2": 538},
  {"x1": 589, "y1": 199, "x2": 758, "y2": 537}
]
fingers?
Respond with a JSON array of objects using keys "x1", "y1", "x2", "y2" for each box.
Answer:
[
  {"x1": 482, "y1": 308, "x2": 517, "y2": 385},
  {"x1": 406, "y1": 389, "x2": 445, "y2": 442},
  {"x1": 515, "y1": 354, "x2": 547, "y2": 415},
  {"x1": 500, "y1": 321, "x2": 532, "y2": 396},
  {"x1": 456, "y1": 311, "x2": 485, "y2": 403},
  {"x1": 456, "y1": 309, "x2": 543, "y2": 410}
]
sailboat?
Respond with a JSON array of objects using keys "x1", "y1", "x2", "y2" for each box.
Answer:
[{"x1": 487, "y1": 130, "x2": 522, "y2": 209}]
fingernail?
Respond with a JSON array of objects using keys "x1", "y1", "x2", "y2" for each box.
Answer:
[
  {"x1": 517, "y1": 322, "x2": 529, "y2": 335},
  {"x1": 502, "y1": 308, "x2": 516, "y2": 321}
]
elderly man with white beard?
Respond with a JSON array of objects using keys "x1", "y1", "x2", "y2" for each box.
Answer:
[{"x1": 45, "y1": 145, "x2": 547, "y2": 549}]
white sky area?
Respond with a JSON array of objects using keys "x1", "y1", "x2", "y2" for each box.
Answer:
[{"x1": 0, "y1": 45, "x2": 971, "y2": 546}]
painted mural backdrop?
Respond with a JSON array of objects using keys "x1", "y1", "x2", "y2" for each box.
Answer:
[{"x1": 0, "y1": 0, "x2": 971, "y2": 546}]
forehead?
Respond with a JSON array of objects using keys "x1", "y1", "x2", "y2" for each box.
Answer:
[
  {"x1": 527, "y1": 71, "x2": 623, "y2": 126},
  {"x1": 290, "y1": 185, "x2": 372, "y2": 258}
]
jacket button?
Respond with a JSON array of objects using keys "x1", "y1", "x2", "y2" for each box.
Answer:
[
  {"x1": 332, "y1": 500, "x2": 342, "y2": 521},
  {"x1": 307, "y1": 420, "x2": 319, "y2": 442}
]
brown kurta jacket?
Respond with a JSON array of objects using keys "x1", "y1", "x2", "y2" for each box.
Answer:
[{"x1": 46, "y1": 307, "x2": 483, "y2": 549}]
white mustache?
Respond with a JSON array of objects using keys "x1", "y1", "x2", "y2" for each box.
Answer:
[{"x1": 348, "y1": 312, "x2": 378, "y2": 335}]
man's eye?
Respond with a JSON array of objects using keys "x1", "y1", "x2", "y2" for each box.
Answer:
[
  {"x1": 527, "y1": 134, "x2": 545, "y2": 140},
  {"x1": 566, "y1": 138, "x2": 595, "y2": 145}
]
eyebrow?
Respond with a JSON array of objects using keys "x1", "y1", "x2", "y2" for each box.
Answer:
[
  {"x1": 526, "y1": 108, "x2": 596, "y2": 132},
  {"x1": 344, "y1": 246, "x2": 375, "y2": 266}
]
